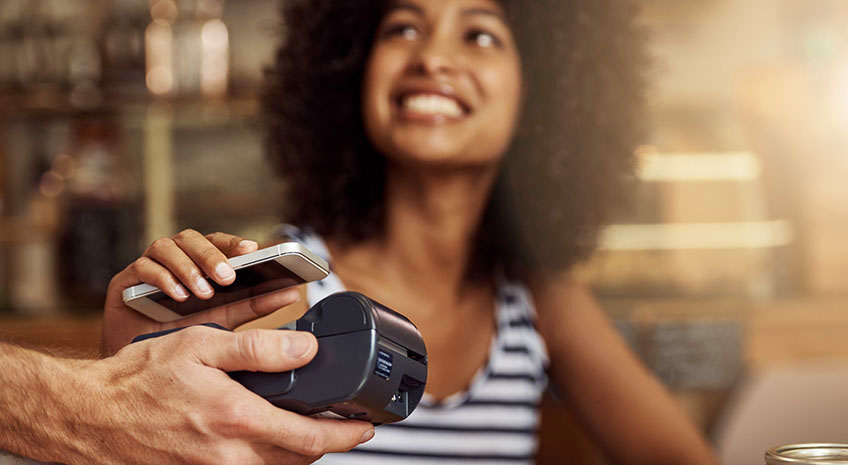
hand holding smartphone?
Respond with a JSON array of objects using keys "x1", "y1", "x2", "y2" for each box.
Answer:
[{"x1": 123, "y1": 242, "x2": 329, "y2": 322}]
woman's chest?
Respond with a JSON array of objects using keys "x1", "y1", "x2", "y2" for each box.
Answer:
[{"x1": 415, "y1": 307, "x2": 495, "y2": 400}]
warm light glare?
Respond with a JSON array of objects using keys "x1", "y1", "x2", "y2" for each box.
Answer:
[
  {"x1": 836, "y1": 60, "x2": 848, "y2": 122},
  {"x1": 638, "y1": 152, "x2": 762, "y2": 182},
  {"x1": 600, "y1": 220, "x2": 794, "y2": 251},
  {"x1": 200, "y1": 19, "x2": 229, "y2": 96},
  {"x1": 201, "y1": 19, "x2": 228, "y2": 50}
]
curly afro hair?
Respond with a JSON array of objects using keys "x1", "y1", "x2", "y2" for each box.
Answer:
[{"x1": 263, "y1": 0, "x2": 648, "y2": 280}]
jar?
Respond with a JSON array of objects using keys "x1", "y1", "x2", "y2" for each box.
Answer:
[{"x1": 766, "y1": 444, "x2": 848, "y2": 464}]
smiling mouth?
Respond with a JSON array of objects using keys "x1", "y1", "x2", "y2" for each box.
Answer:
[{"x1": 396, "y1": 93, "x2": 468, "y2": 121}]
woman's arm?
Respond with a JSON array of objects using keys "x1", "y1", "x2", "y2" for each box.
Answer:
[{"x1": 530, "y1": 274, "x2": 719, "y2": 465}]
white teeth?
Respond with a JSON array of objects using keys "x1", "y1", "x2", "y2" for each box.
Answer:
[{"x1": 402, "y1": 94, "x2": 464, "y2": 118}]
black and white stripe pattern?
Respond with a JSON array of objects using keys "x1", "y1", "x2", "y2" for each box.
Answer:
[{"x1": 278, "y1": 226, "x2": 550, "y2": 464}]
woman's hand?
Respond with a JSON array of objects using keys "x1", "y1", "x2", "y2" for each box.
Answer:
[{"x1": 102, "y1": 229, "x2": 300, "y2": 355}]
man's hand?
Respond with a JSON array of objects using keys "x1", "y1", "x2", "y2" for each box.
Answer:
[
  {"x1": 0, "y1": 328, "x2": 375, "y2": 465},
  {"x1": 102, "y1": 230, "x2": 301, "y2": 355}
]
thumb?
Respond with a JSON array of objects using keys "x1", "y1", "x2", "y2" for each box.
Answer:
[{"x1": 195, "y1": 328, "x2": 318, "y2": 373}]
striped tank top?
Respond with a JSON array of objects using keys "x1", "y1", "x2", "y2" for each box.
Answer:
[{"x1": 278, "y1": 225, "x2": 550, "y2": 464}]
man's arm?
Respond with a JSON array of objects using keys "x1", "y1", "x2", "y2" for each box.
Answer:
[
  {"x1": 0, "y1": 343, "x2": 94, "y2": 463},
  {"x1": 0, "y1": 327, "x2": 375, "y2": 465}
]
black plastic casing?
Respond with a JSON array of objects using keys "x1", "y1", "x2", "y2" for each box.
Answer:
[
  {"x1": 231, "y1": 292, "x2": 428, "y2": 424},
  {"x1": 134, "y1": 292, "x2": 428, "y2": 425}
]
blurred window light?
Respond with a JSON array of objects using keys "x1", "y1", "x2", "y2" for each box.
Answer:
[
  {"x1": 638, "y1": 151, "x2": 762, "y2": 182},
  {"x1": 150, "y1": 0, "x2": 178, "y2": 24},
  {"x1": 200, "y1": 19, "x2": 228, "y2": 96},
  {"x1": 600, "y1": 220, "x2": 793, "y2": 251},
  {"x1": 145, "y1": 19, "x2": 174, "y2": 96},
  {"x1": 39, "y1": 171, "x2": 65, "y2": 198},
  {"x1": 146, "y1": 66, "x2": 173, "y2": 96},
  {"x1": 51, "y1": 154, "x2": 77, "y2": 180}
]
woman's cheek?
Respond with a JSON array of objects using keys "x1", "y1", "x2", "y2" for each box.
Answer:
[
  {"x1": 363, "y1": 48, "x2": 406, "y2": 127},
  {"x1": 485, "y1": 70, "x2": 522, "y2": 133}
]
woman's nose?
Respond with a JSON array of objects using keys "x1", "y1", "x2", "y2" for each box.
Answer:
[{"x1": 407, "y1": 35, "x2": 461, "y2": 77}]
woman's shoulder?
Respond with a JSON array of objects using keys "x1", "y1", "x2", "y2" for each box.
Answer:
[
  {"x1": 497, "y1": 272, "x2": 592, "y2": 317},
  {"x1": 525, "y1": 271, "x2": 594, "y2": 314}
]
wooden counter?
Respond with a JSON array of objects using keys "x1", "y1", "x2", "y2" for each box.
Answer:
[{"x1": 0, "y1": 314, "x2": 102, "y2": 358}]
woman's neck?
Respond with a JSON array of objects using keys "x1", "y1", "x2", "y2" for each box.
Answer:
[{"x1": 334, "y1": 162, "x2": 499, "y2": 298}]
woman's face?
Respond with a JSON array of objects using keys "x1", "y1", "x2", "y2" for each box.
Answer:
[{"x1": 362, "y1": 0, "x2": 522, "y2": 168}]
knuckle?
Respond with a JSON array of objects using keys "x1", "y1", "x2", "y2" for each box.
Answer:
[
  {"x1": 179, "y1": 325, "x2": 214, "y2": 348},
  {"x1": 248, "y1": 296, "x2": 263, "y2": 318},
  {"x1": 200, "y1": 246, "x2": 223, "y2": 263},
  {"x1": 219, "y1": 401, "x2": 258, "y2": 437},
  {"x1": 237, "y1": 329, "x2": 266, "y2": 367},
  {"x1": 129, "y1": 257, "x2": 149, "y2": 274},
  {"x1": 175, "y1": 228, "x2": 199, "y2": 241},
  {"x1": 149, "y1": 237, "x2": 173, "y2": 252},
  {"x1": 299, "y1": 428, "x2": 329, "y2": 457}
]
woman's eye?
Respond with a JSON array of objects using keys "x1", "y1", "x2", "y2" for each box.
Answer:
[
  {"x1": 383, "y1": 24, "x2": 419, "y2": 41},
  {"x1": 467, "y1": 30, "x2": 501, "y2": 48}
]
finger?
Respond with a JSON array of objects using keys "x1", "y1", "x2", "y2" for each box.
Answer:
[
  {"x1": 248, "y1": 404, "x2": 375, "y2": 456},
  {"x1": 145, "y1": 235, "x2": 215, "y2": 300},
  {"x1": 192, "y1": 327, "x2": 318, "y2": 373},
  {"x1": 126, "y1": 256, "x2": 191, "y2": 302},
  {"x1": 205, "y1": 231, "x2": 259, "y2": 258},
  {"x1": 172, "y1": 287, "x2": 301, "y2": 330},
  {"x1": 172, "y1": 228, "x2": 236, "y2": 287}
]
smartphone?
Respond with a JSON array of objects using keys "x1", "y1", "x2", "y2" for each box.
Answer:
[{"x1": 122, "y1": 242, "x2": 329, "y2": 322}]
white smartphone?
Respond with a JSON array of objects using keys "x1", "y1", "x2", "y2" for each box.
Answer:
[{"x1": 122, "y1": 242, "x2": 329, "y2": 322}]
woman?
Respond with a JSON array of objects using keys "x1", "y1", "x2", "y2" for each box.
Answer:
[{"x1": 103, "y1": 0, "x2": 719, "y2": 463}]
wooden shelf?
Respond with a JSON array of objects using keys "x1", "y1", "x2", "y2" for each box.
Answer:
[{"x1": 0, "y1": 92, "x2": 260, "y2": 128}]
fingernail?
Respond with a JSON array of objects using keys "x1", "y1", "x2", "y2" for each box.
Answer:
[
  {"x1": 284, "y1": 332, "x2": 313, "y2": 358},
  {"x1": 216, "y1": 262, "x2": 235, "y2": 280},
  {"x1": 239, "y1": 240, "x2": 257, "y2": 249},
  {"x1": 174, "y1": 284, "x2": 190, "y2": 299},
  {"x1": 359, "y1": 429, "x2": 375, "y2": 444},
  {"x1": 196, "y1": 277, "x2": 214, "y2": 295}
]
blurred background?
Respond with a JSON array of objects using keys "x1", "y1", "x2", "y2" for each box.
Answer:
[{"x1": 2, "y1": 0, "x2": 848, "y2": 463}]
